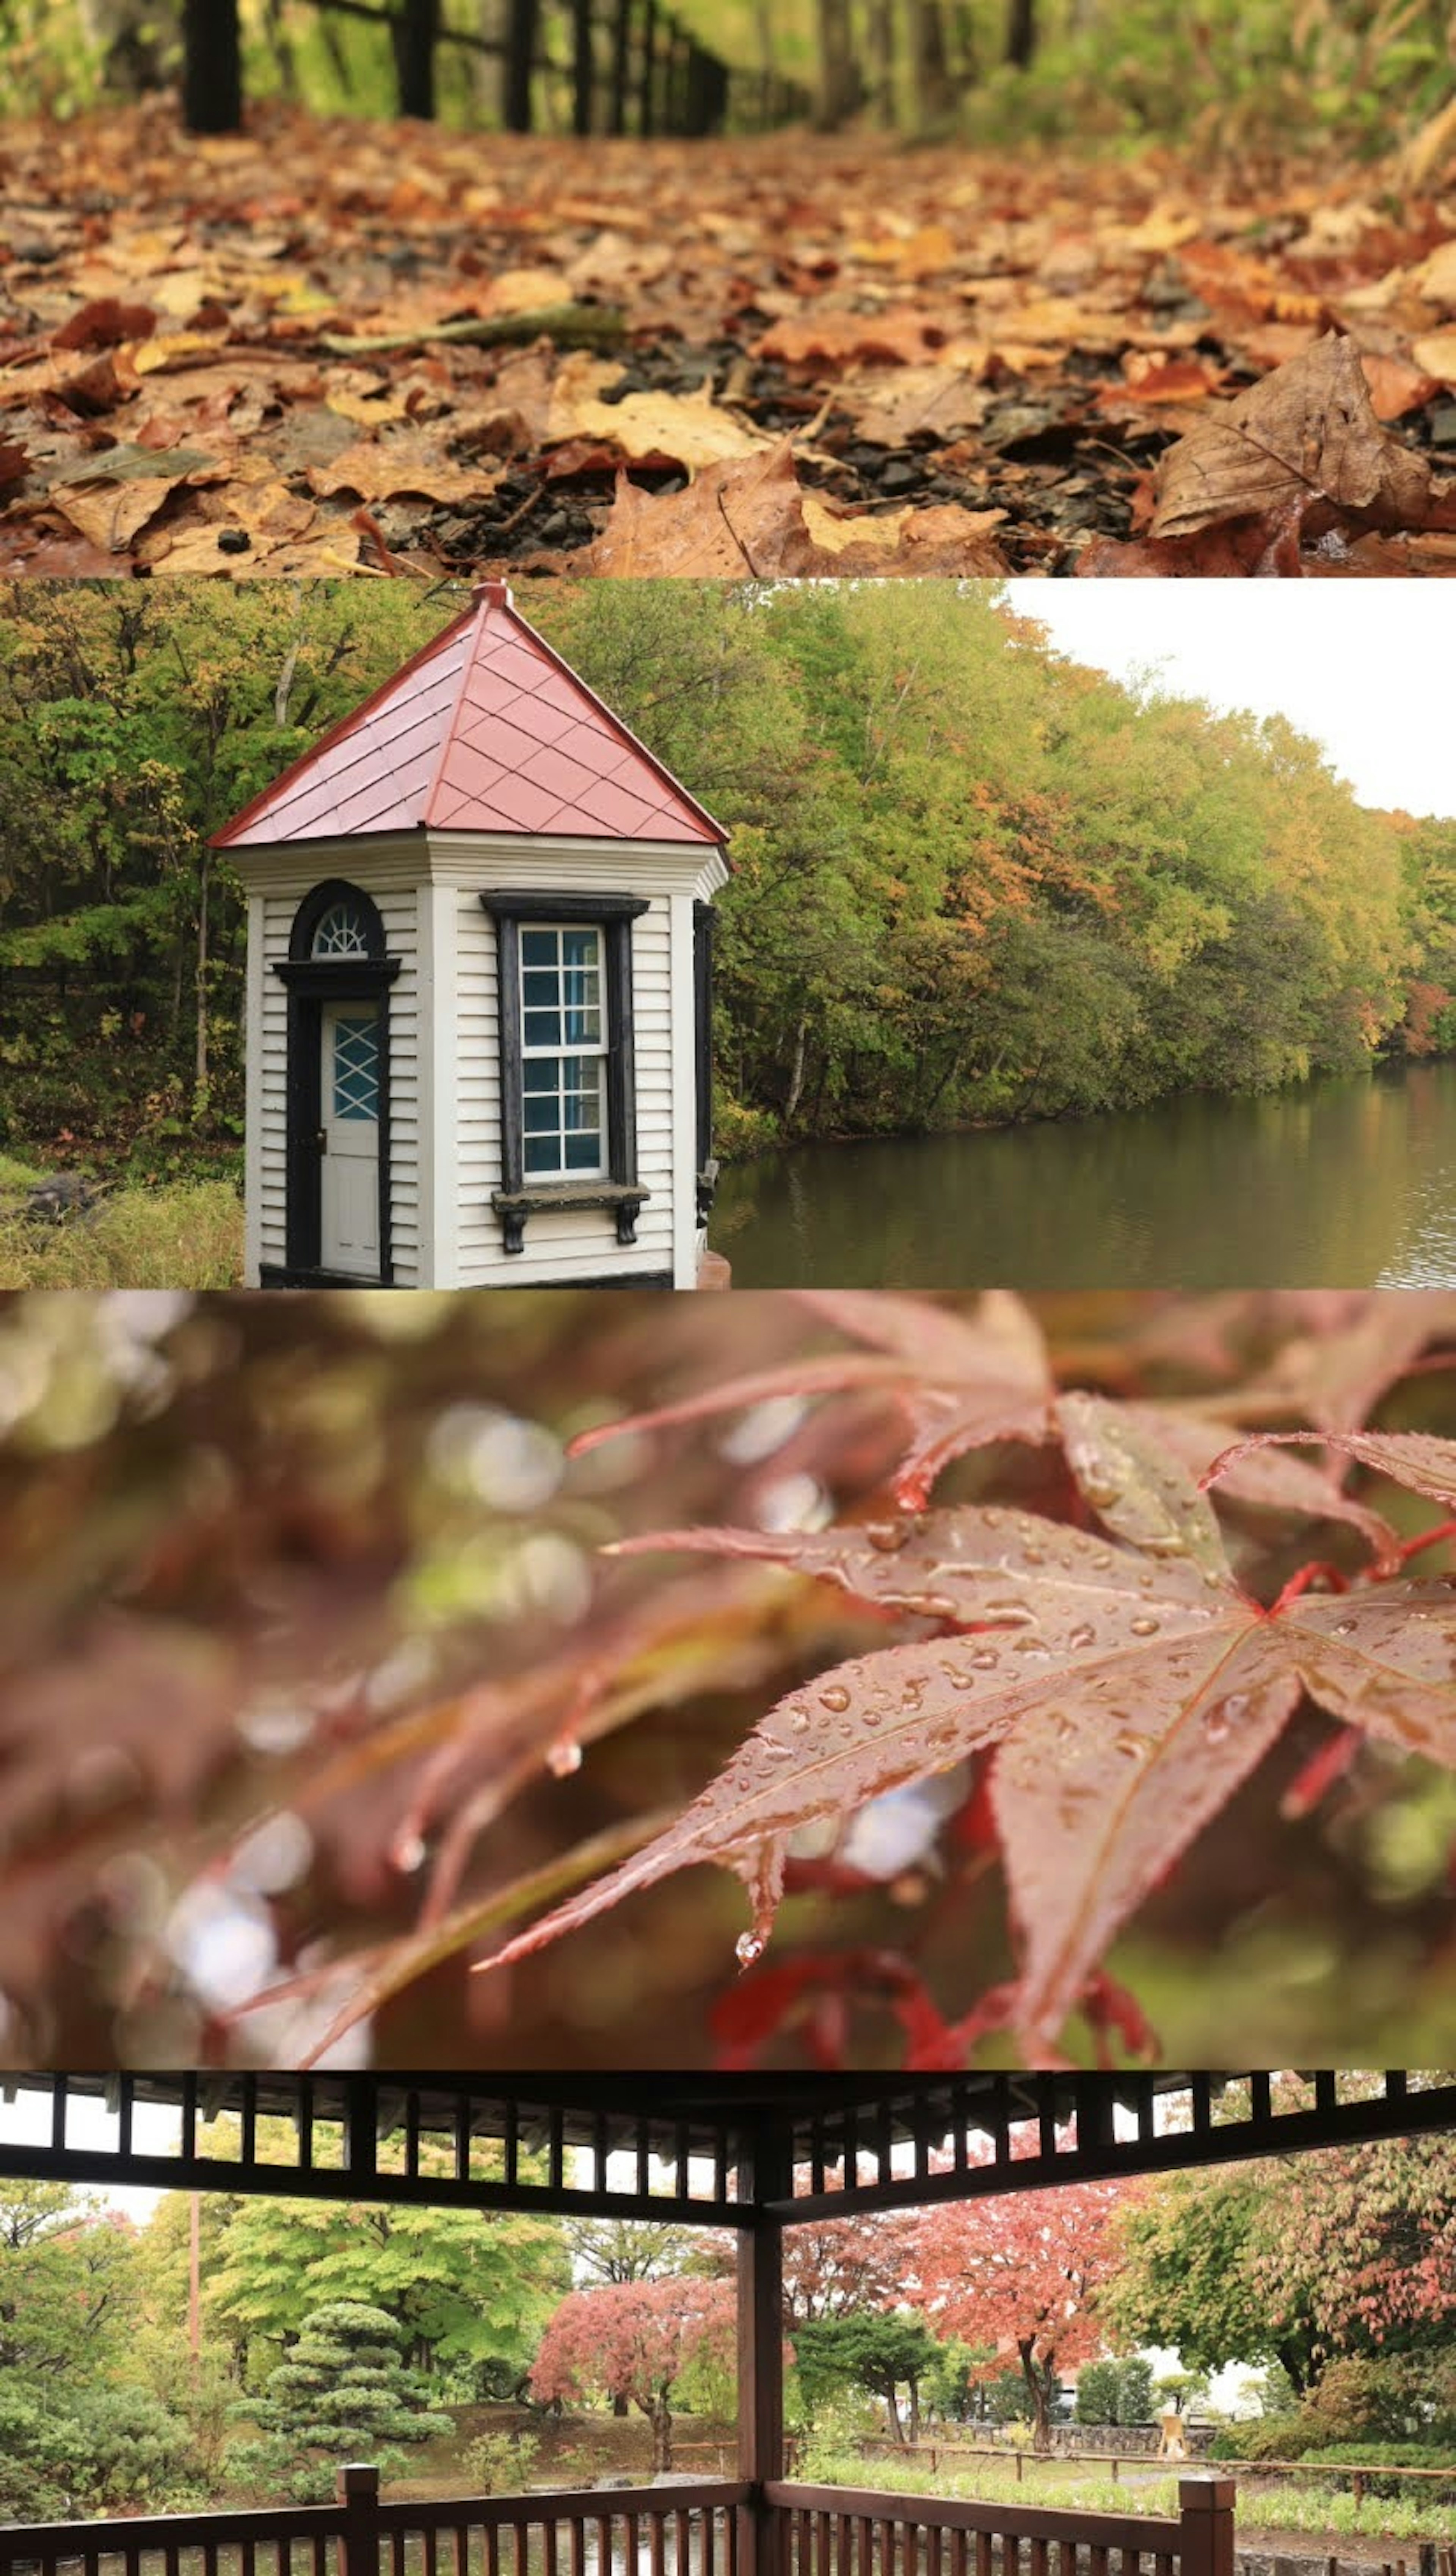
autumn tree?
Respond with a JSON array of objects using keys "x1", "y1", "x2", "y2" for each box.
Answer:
[
  {"x1": 530, "y1": 2276, "x2": 737, "y2": 2471},
  {"x1": 907, "y1": 2182, "x2": 1127, "y2": 2449},
  {"x1": 1108, "y1": 2135, "x2": 1456, "y2": 2400}
]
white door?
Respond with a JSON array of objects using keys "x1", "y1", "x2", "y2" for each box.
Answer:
[{"x1": 321, "y1": 999, "x2": 381, "y2": 1275}]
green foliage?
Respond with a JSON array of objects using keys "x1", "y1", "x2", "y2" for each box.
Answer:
[
  {"x1": 3, "y1": 582, "x2": 1451, "y2": 1186},
  {"x1": 0, "y1": 2378, "x2": 201, "y2": 2521},
  {"x1": 205, "y1": 2185, "x2": 568, "y2": 2385},
  {"x1": 793, "y1": 2312, "x2": 944, "y2": 2429},
  {"x1": 1075, "y1": 2358, "x2": 1154, "y2": 2425},
  {"x1": 458, "y1": 2428, "x2": 543, "y2": 2494},
  {"x1": 228, "y1": 2300, "x2": 451, "y2": 2504}
]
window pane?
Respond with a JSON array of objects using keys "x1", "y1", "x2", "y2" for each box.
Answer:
[
  {"x1": 523, "y1": 1094, "x2": 559, "y2": 1134},
  {"x1": 331, "y1": 1016, "x2": 379, "y2": 1120},
  {"x1": 524, "y1": 1133, "x2": 560, "y2": 1176},
  {"x1": 564, "y1": 1132, "x2": 600, "y2": 1171},
  {"x1": 521, "y1": 929, "x2": 559, "y2": 967},
  {"x1": 523, "y1": 1009, "x2": 562, "y2": 1048},
  {"x1": 562, "y1": 928, "x2": 599, "y2": 968},
  {"x1": 522, "y1": 1062, "x2": 557, "y2": 1093},
  {"x1": 312, "y1": 897, "x2": 372, "y2": 959}
]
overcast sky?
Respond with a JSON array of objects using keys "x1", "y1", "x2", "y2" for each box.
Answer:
[{"x1": 1008, "y1": 582, "x2": 1456, "y2": 819}]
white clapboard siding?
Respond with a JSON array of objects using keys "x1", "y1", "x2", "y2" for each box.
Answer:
[{"x1": 242, "y1": 836, "x2": 721, "y2": 1289}]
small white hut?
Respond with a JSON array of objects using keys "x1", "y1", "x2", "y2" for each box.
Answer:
[{"x1": 215, "y1": 582, "x2": 729, "y2": 1290}]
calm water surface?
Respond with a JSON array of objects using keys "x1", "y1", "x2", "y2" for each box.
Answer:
[{"x1": 713, "y1": 1061, "x2": 1456, "y2": 1288}]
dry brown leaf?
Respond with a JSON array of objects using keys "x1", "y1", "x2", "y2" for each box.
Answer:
[
  {"x1": 588, "y1": 441, "x2": 1006, "y2": 576},
  {"x1": 755, "y1": 309, "x2": 962, "y2": 366},
  {"x1": 50, "y1": 469, "x2": 196, "y2": 549},
  {"x1": 1412, "y1": 331, "x2": 1456, "y2": 387},
  {"x1": 545, "y1": 351, "x2": 770, "y2": 471},
  {"x1": 307, "y1": 434, "x2": 496, "y2": 505},
  {"x1": 1151, "y1": 331, "x2": 1434, "y2": 543}
]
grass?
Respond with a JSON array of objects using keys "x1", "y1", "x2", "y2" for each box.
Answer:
[
  {"x1": 806, "y1": 2450, "x2": 1456, "y2": 2550},
  {"x1": 0, "y1": 1177, "x2": 243, "y2": 1287}
]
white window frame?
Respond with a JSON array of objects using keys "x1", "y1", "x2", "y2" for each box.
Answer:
[{"x1": 518, "y1": 921, "x2": 609, "y2": 1182}]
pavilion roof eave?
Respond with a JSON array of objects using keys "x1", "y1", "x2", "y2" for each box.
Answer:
[{"x1": 0, "y1": 2069, "x2": 1450, "y2": 2229}]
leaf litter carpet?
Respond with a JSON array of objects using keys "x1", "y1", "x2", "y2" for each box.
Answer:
[{"x1": 3, "y1": 100, "x2": 1456, "y2": 578}]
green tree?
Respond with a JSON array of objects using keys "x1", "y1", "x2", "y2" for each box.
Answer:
[
  {"x1": 229, "y1": 2300, "x2": 450, "y2": 2502},
  {"x1": 793, "y1": 2313, "x2": 945, "y2": 2443},
  {"x1": 205, "y1": 2190, "x2": 568, "y2": 2384}
]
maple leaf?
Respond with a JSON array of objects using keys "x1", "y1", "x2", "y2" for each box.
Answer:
[
  {"x1": 585, "y1": 442, "x2": 1007, "y2": 577},
  {"x1": 473, "y1": 1498, "x2": 1456, "y2": 2055},
  {"x1": 566, "y1": 1287, "x2": 1056, "y2": 1509},
  {"x1": 1202, "y1": 1428, "x2": 1456, "y2": 1518}
]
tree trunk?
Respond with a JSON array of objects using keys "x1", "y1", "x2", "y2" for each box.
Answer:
[
  {"x1": 182, "y1": 0, "x2": 242, "y2": 133},
  {"x1": 650, "y1": 2395, "x2": 673, "y2": 2473},
  {"x1": 392, "y1": 0, "x2": 439, "y2": 118},
  {"x1": 885, "y1": 2385, "x2": 904, "y2": 2442},
  {"x1": 195, "y1": 848, "x2": 210, "y2": 1097},
  {"x1": 612, "y1": 2392, "x2": 629, "y2": 2417},
  {"x1": 571, "y1": 0, "x2": 593, "y2": 133},
  {"x1": 1005, "y1": 0, "x2": 1037, "y2": 69},
  {"x1": 815, "y1": 0, "x2": 860, "y2": 127},
  {"x1": 867, "y1": 0, "x2": 896, "y2": 121},
  {"x1": 504, "y1": 0, "x2": 539, "y2": 130},
  {"x1": 1022, "y1": 2341, "x2": 1052, "y2": 2452},
  {"x1": 908, "y1": 0, "x2": 956, "y2": 127},
  {"x1": 908, "y1": 2380, "x2": 921, "y2": 2446},
  {"x1": 783, "y1": 1013, "x2": 810, "y2": 1125}
]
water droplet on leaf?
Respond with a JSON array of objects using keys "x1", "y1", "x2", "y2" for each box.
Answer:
[{"x1": 819, "y1": 1684, "x2": 852, "y2": 1713}]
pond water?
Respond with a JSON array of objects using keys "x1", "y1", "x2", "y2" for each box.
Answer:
[{"x1": 712, "y1": 1061, "x2": 1456, "y2": 1289}]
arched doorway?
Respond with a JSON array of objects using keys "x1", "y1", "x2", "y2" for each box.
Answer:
[{"x1": 274, "y1": 880, "x2": 400, "y2": 1283}]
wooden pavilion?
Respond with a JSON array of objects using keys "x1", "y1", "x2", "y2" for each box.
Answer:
[{"x1": 2, "y1": 2071, "x2": 1450, "y2": 2576}]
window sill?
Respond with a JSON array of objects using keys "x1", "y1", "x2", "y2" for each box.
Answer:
[{"x1": 491, "y1": 1181, "x2": 650, "y2": 1253}]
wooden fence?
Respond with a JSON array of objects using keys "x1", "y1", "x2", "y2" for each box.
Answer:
[
  {"x1": 0, "y1": 2471, "x2": 747, "y2": 2576},
  {"x1": 295, "y1": 0, "x2": 809, "y2": 136},
  {"x1": 765, "y1": 2479, "x2": 1236, "y2": 2576},
  {"x1": 0, "y1": 2471, "x2": 1238, "y2": 2576},
  {"x1": 856, "y1": 2440, "x2": 1456, "y2": 2511}
]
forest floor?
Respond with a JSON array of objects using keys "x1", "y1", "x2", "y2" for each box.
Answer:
[{"x1": 2, "y1": 101, "x2": 1456, "y2": 577}]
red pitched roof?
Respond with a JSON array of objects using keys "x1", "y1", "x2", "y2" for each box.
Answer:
[{"x1": 213, "y1": 583, "x2": 726, "y2": 850}]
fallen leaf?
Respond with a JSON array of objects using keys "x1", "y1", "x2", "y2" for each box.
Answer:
[
  {"x1": 1150, "y1": 330, "x2": 1434, "y2": 543},
  {"x1": 51, "y1": 296, "x2": 156, "y2": 351},
  {"x1": 546, "y1": 351, "x2": 770, "y2": 471},
  {"x1": 588, "y1": 442, "x2": 1006, "y2": 575},
  {"x1": 1412, "y1": 331, "x2": 1456, "y2": 387},
  {"x1": 307, "y1": 434, "x2": 496, "y2": 505}
]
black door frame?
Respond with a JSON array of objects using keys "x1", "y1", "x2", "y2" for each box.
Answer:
[{"x1": 263, "y1": 880, "x2": 402, "y2": 1288}]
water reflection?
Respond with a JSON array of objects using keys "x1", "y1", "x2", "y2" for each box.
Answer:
[{"x1": 713, "y1": 1062, "x2": 1456, "y2": 1289}]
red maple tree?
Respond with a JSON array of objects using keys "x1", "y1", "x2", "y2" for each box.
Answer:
[
  {"x1": 906, "y1": 2180, "x2": 1130, "y2": 2448},
  {"x1": 530, "y1": 2275, "x2": 737, "y2": 2471}
]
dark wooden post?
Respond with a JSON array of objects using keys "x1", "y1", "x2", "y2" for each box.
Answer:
[
  {"x1": 182, "y1": 0, "x2": 242, "y2": 133},
  {"x1": 504, "y1": 0, "x2": 540, "y2": 131},
  {"x1": 738, "y1": 2114, "x2": 788, "y2": 2576},
  {"x1": 571, "y1": 0, "x2": 595, "y2": 133},
  {"x1": 392, "y1": 0, "x2": 439, "y2": 119},
  {"x1": 1178, "y1": 2480, "x2": 1235, "y2": 2576},
  {"x1": 337, "y1": 2466, "x2": 382, "y2": 2576}
]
